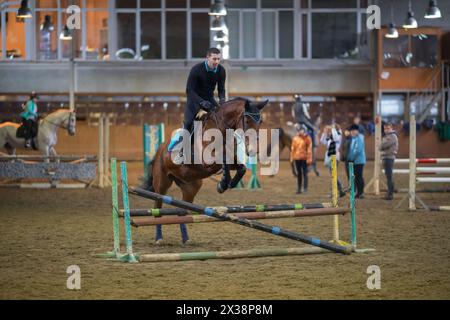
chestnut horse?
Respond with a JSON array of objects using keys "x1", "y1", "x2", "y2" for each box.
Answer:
[{"x1": 145, "y1": 98, "x2": 268, "y2": 243}]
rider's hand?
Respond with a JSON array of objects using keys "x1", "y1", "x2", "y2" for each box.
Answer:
[{"x1": 200, "y1": 100, "x2": 213, "y2": 111}]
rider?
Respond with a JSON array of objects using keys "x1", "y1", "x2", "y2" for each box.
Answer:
[
  {"x1": 292, "y1": 94, "x2": 320, "y2": 176},
  {"x1": 168, "y1": 47, "x2": 226, "y2": 151},
  {"x1": 20, "y1": 91, "x2": 38, "y2": 148}
]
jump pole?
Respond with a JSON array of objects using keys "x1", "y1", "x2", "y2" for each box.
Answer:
[
  {"x1": 139, "y1": 247, "x2": 331, "y2": 262},
  {"x1": 330, "y1": 155, "x2": 348, "y2": 246},
  {"x1": 129, "y1": 207, "x2": 349, "y2": 227},
  {"x1": 97, "y1": 158, "x2": 122, "y2": 259},
  {"x1": 124, "y1": 202, "x2": 334, "y2": 217},
  {"x1": 129, "y1": 186, "x2": 352, "y2": 255},
  {"x1": 119, "y1": 162, "x2": 138, "y2": 263},
  {"x1": 409, "y1": 116, "x2": 417, "y2": 211}
]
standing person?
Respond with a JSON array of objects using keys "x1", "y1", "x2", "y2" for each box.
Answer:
[
  {"x1": 380, "y1": 122, "x2": 398, "y2": 200},
  {"x1": 168, "y1": 47, "x2": 226, "y2": 151},
  {"x1": 290, "y1": 124, "x2": 312, "y2": 194},
  {"x1": 341, "y1": 129, "x2": 352, "y2": 187},
  {"x1": 292, "y1": 94, "x2": 320, "y2": 176},
  {"x1": 320, "y1": 124, "x2": 346, "y2": 198},
  {"x1": 20, "y1": 91, "x2": 38, "y2": 148},
  {"x1": 347, "y1": 124, "x2": 366, "y2": 198},
  {"x1": 353, "y1": 116, "x2": 366, "y2": 136}
]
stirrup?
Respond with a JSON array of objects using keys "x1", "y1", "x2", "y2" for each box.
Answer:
[{"x1": 168, "y1": 132, "x2": 182, "y2": 152}]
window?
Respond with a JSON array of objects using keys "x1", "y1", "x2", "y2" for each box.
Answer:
[
  {"x1": 312, "y1": 13, "x2": 357, "y2": 59},
  {"x1": 279, "y1": 11, "x2": 293, "y2": 58},
  {"x1": 166, "y1": 12, "x2": 186, "y2": 59},
  {"x1": 141, "y1": 12, "x2": 161, "y2": 59},
  {"x1": 36, "y1": 12, "x2": 58, "y2": 60},
  {"x1": 243, "y1": 12, "x2": 256, "y2": 58},
  {"x1": 411, "y1": 35, "x2": 438, "y2": 68},
  {"x1": 381, "y1": 95, "x2": 405, "y2": 119},
  {"x1": 116, "y1": 13, "x2": 136, "y2": 59},
  {"x1": 383, "y1": 36, "x2": 409, "y2": 68},
  {"x1": 191, "y1": 13, "x2": 209, "y2": 58},
  {"x1": 312, "y1": 0, "x2": 357, "y2": 9},
  {"x1": 262, "y1": 12, "x2": 275, "y2": 58}
]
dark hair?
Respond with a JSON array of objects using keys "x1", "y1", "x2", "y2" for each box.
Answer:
[
  {"x1": 349, "y1": 124, "x2": 360, "y2": 131},
  {"x1": 384, "y1": 122, "x2": 393, "y2": 127},
  {"x1": 207, "y1": 47, "x2": 221, "y2": 56}
]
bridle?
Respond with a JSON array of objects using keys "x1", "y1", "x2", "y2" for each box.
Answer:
[{"x1": 43, "y1": 111, "x2": 76, "y2": 133}]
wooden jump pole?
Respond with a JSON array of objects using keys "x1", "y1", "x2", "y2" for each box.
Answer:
[
  {"x1": 129, "y1": 207, "x2": 348, "y2": 227},
  {"x1": 129, "y1": 186, "x2": 352, "y2": 255},
  {"x1": 125, "y1": 201, "x2": 333, "y2": 217},
  {"x1": 139, "y1": 247, "x2": 331, "y2": 263}
]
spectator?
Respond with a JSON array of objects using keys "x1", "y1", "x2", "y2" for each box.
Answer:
[
  {"x1": 341, "y1": 129, "x2": 352, "y2": 186},
  {"x1": 347, "y1": 124, "x2": 366, "y2": 198},
  {"x1": 320, "y1": 124, "x2": 346, "y2": 198},
  {"x1": 290, "y1": 124, "x2": 312, "y2": 194},
  {"x1": 380, "y1": 122, "x2": 398, "y2": 200},
  {"x1": 353, "y1": 116, "x2": 366, "y2": 136}
]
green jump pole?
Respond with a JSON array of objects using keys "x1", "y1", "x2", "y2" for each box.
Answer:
[
  {"x1": 349, "y1": 162, "x2": 357, "y2": 248},
  {"x1": 247, "y1": 155, "x2": 261, "y2": 190},
  {"x1": 143, "y1": 124, "x2": 150, "y2": 177},
  {"x1": 120, "y1": 162, "x2": 138, "y2": 263},
  {"x1": 97, "y1": 158, "x2": 122, "y2": 259}
]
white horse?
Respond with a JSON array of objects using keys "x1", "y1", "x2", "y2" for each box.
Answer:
[{"x1": 0, "y1": 109, "x2": 76, "y2": 158}]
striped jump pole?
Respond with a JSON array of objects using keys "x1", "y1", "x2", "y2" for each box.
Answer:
[
  {"x1": 125, "y1": 208, "x2": 190, "y2": 217},
  {"x1": 125, "y1": 202, "x2": 333, "y2": 217},
  {"x1": 139, "y1": 247, "x2": 331, "y2": 263},
  {"x1": 129, "y1": 207, "x2": 348, "y2": 227},
  {"x1": 119, "y1": 162, "x2": 138, "y2": 263},
  {"x1": 416, "y1": 177, "x2": 450, "y2": 183},
  {"x1": 97, "y1": 158, "x2": 122, "y2": 259},
  {"x1": 428, "y1": 206, "x2": 450, "y2": 211},
  {"x1": 391, "y1": 167, "x2": 450, "y2": 174},
  {"x1": 215, "y1": 202, "x2": 332, "y2": 213},
  {"x1": 395, "y1": 158, "x2": 450, "y2": 164},
  {"x1": 129, "y1": 186, "x2": 352, "y2": 255}
]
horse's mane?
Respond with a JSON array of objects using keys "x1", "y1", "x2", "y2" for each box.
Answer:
[{"x1": 221, "y1": 97, "x2": 250, "y2": 110}]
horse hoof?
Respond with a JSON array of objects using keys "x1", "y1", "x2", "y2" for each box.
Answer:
[
  {"x1": 217, "y1": 183, "x2": 225, "y2": 193},
  {"x1": 155, "y1": 239, "x2": 163, "y2": 245}
]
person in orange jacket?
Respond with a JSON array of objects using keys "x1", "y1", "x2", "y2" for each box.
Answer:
[{"x1": 290, "y1": 124, "x2": 313, "y2": 194}]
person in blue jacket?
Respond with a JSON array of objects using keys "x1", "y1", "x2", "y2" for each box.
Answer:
[
  {"x1": 347, "y1": 124, "x2": 366, "y2": 198},
  {"x1": 20, "y1": 92, "x2": 39, "y2": 148}
]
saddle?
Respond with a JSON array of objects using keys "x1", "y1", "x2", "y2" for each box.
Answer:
[
  {"x1": 167, "y1": 110, "x2": 213, "y2": 156},
  {"x1": 16, "y1": 121, "x2": 38, "y2": 139}
]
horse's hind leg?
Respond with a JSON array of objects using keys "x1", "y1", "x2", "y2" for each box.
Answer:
[{"x1": 178, "y1": 179, "x2": 203, "y2": 244}]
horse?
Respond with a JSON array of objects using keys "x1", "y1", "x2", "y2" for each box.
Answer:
[
  {"x1": 145, "y1": 98, "x2": 268, "y2": 244},
  {"x1": 0, "y1": 109, "x2": 76, "y2": 159}
]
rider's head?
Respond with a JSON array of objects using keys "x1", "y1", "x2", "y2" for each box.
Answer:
[
  {"x1": 206, "y1": 47, "x2": 221, "y2": 69},
  {"x1": 294, "y1": 94, "x2": 302, "y2": 102},
  {"x1": 30, "y1": 91, "x2": 38, "y2": 100}
]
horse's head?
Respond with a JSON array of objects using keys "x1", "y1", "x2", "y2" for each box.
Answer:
[
  {"x1": 66, "y1": 111, "x2": 76, "y2": 136},
  {"x1": 242, "y1": 99, "x2": 268, "y2": 156},
  {"x1": 218, "y1": 98, "x2": 268, "y2": 159}
]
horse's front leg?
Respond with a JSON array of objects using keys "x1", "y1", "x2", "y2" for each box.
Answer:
[
  {"x1": 49, "y1": 146, "x2": 59, "y2": 163},
  {"x1": 217, "y1": 163, "x2": 231, "y2": 193},
  {"x1": 228, "y1": 164, "x2": 246, "y2": 189},
  {"x1": 43, "y1": 146, "x2": 51, "y2": 163}
]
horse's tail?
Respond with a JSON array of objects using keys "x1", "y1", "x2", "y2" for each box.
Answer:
[{"x1": 140, "y1": 159, "x2": 155, "y2": 191}]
